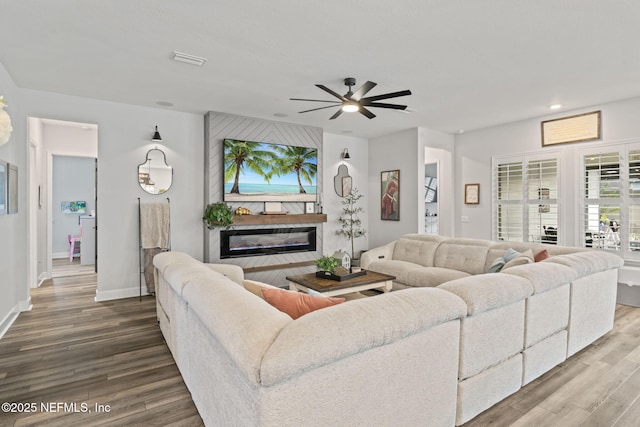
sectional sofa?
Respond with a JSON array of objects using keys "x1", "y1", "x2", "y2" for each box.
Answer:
[
  {"x1": 153, "y1": 251, "x2": 468, "y2": 426},
  {"x1": 361, "y1": 234, "x2": 624, "y2": 424},
  {"x1": 153, "y1": 233, "x2": 622, "y2": 426}
]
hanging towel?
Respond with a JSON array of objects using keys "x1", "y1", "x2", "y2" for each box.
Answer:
[{"x1": 140, "y1": 203, "x2": 170, "y2": 249}]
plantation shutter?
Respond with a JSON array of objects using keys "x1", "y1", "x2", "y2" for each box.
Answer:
[
  {"x1": 494, "y1": 154, "x2": 559, "y2": 244},
  {"x1": 528, "y1": 159, "x2": 558, "y2": 244},
  {"x1": 496, "y1": 161, "x2": 524, "y2": 242}
]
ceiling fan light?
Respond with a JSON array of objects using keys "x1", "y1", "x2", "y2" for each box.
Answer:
[{"x1": 342, "y1": 103, "x2": 359, "y2": 113}]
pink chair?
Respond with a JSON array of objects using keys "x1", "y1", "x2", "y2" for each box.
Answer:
[{"x1": 68, "y1": 234, "x2": 82, "y2": 262}]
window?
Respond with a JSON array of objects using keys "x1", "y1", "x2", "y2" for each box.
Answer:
[
  {"x1": 581, "y1": 145, "x2": 640, "y2": 258},
  {"x1": 493, "y1": 154, "x2": 559, "y2": 244}
]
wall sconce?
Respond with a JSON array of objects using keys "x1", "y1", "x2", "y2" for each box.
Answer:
[
  {"x1": 152, "y1": 125, "x2": 162, "y2": 142},
  {"x1": 341, "y1": 148, "x2": 350, "y2": 160}
]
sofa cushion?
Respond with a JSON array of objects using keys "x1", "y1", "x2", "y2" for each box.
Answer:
[
  {"x1": 366, "y1": 259, "x2": 422, "y2": 284},
  {"x1": 405, "y1": 267, "x2": 471, "y2": 288},
  {"x1": 434, "y1": 239, "x2": 493, "y2": 275},
  {"x1": 392, "y1": 236, "x2": 444, "y2": 267},
  {"x1": 262, "y1": 288, "x2": 345, "y2": 319}
]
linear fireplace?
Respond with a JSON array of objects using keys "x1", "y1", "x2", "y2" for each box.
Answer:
[{"x1": 220, "y1": 227, "x2": 317, "y2": 259}]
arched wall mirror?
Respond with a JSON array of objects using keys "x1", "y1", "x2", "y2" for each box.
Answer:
[
  {"x1": 138, "y1": 148, "x2": 173, "y2": 194},
  {"x1": 334, "y1": 164, "x2": 352, "y2": 197}
]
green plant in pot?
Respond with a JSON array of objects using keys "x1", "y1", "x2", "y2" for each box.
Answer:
[
  {"x1": 315, "y1": 255, "x2": 339, "y2": 275},
  {"x1": 203, "y1": 202, "x2": 235, "y2": 230}
]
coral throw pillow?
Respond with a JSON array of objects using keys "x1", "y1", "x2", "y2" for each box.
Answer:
[
  {"x1": 534, "y1": 249, "x2": 550, "y2": 262},
  {"x1": 261, "y1": 288, "x2": 345, "y2": 319}
]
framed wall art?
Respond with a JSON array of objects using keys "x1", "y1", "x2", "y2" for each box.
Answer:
[
  {"x1": 61, "y1": 201, "x2": 87, "y2": 214},
  {"x1": 541, "y1": 111, "x2": 601, "y2": 146},
  {"x1": 465, "y1": 183, "x2": 480, "y2": 204},
  {"x1": 381, "y1": 170, "x2": 400, "y2": 221}
]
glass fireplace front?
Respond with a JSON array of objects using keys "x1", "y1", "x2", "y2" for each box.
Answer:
[{"x1": 220, "y1": 227, "x2": 316, "y2": 259}]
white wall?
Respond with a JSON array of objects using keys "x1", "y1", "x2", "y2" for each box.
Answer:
[
  {"x1": 368, "y1": 128, "x2": 421, "y2": 248},
  {"x1": 454, "y1": 97, "x2": 640, "y2": 242},
  {"x1": 0, "y1": 61, "x2": 29, "y2": 338},
  {"x1": 17, "y1": 84, "x2": 204, "y2": 302},
  {"x1": 322, "y1": 132, "x2": 369, "y2": 258}
]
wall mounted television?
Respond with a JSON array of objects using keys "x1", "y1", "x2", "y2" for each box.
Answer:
[{"x1": 223, "y1": 138, "x2": 318, "y2": 202}]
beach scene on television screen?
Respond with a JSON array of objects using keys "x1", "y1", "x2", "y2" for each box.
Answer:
[{"x1": 223, "y1": 139, "x2": 318, "y2": 202}]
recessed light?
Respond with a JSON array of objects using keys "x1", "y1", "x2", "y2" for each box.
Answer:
[
  {"x1": 157, "y1": 101, "x2": 174, "y2": 107},
  {"x1": 549, "y1": 104, "x2": 562, "y2": 110},
  {"x1": 172, "y1": 51, "x2": 207, "y2": 66},
  {"x1": 457, "y1": 129, "x2": 465, "y2": 134},
  {"x1": 341, "y1": 130, "x2": 353, "y2": 134},
  {"x1": 274, "y1": 113, "x2": 288, "y2": 118}
]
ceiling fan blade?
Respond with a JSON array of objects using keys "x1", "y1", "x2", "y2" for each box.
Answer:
[
  {"x1": 350, "y1": 81, "x2": 377, "y2": 101},
  {"x1": 361, "y1": 89, "x2": 412, "y2": 103},
  {"x1": 290, "y1": 98, "x2": 341, "y2": 104},
  {"x1": 367, "y1": 102, "x2": 408, "y2": 110},
  {"x1": 316, "y1": 84, "x2": 348, "y2": 101},
  {"x1": 329, "y1": 109, "x2": 343, "y2": 120},
  {"x1": 299, "y1": 105, "x2": 341, "y2": 114},
  {"x1": 359, "y1": 107, "x2": 376, "y2": 119}
]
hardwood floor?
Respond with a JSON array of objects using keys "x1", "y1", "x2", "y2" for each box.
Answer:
[
  {"x1": 1, "y1": 272, "x2": 640, "y2": 426},
  {"x1": 0, "y1": 272, "x2": 203, "y2": 426},
  {"x1": 51, "y1": 258, "x2": 95, "y2": 278}
]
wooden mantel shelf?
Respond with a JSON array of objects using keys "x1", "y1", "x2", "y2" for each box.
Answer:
[{"x1": 232, "y1": 213, "x2": 327, "y2": 225}]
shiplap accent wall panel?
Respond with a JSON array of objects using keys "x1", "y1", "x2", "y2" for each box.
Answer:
[{"x1": 204, "y1": 112, "x2": 323, "y2": 286}]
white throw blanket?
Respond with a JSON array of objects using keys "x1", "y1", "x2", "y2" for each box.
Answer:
[{"x1": 140, "y1": 203, "x2": 170, "y2": 249}]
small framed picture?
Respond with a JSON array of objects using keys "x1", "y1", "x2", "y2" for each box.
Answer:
[
  {"x1": 465, "y1": 183, "x2": 480, "y2": 204},
  {"x1": 305, "y1": 202, "x2": 315, "y2": 214}
]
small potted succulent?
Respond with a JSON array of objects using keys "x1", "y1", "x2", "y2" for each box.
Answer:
[
  {"x1": 315, "y1": 255, "x2": 339, "y2": 275},
  {"x1": 203, "y1": 202, "x2": 235, "y2": 230}
]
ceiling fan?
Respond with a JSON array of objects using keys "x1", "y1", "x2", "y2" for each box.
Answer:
[{"x1": 290, "y1": 77, "x2": 412, "y2": 120}]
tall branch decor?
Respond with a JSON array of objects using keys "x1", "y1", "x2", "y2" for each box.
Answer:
[{"x1": 335, "y1": 187, "x2": 366, "y2": 259}]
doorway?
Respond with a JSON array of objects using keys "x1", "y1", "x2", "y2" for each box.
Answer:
[
  {"x1": 425, "y1": 162, "x2": 439, "y2": 235},
  {"x1": 28, "y1": 118, "x2": 98, "y2": 284}
]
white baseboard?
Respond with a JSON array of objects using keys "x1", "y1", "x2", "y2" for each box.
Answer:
[
  {"x1": 52, "y1": 252, "x2": 70, "y2": 259},
  {"x1": 0, "y1": 298, "x2": 31, "y2": 341},
  {"x1": 95, "y1": 286, "x2": 150, "y2": 302},
  {"x1": 0, "y1": 310, "x2": 19, "y2": 341}
]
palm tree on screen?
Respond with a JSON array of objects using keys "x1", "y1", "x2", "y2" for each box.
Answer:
[
  {"x1": 272, "y1": 145, "x2": 317, "y2": 193},
  {"x1": 224, "y1": 140, "x2": 276, "y2": 193}
]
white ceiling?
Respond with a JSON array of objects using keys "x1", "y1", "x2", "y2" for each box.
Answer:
[{"x1": 2, "y1": 1, "x2": 640, "y2": 139}]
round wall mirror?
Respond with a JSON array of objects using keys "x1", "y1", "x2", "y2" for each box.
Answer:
[
  {"x1": 334, "y1": 164, "x2": 352, "y2": 197},
  {"x1": 138, "y1": 148, "x2": 173, "y2": 194}
]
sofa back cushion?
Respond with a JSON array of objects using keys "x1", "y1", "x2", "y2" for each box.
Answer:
[
  {"x1": 392, "y1": 235, "x2": 445, "y2": 267},
  {"x1": 434, "y1": 238, "x2": 493, "y2": 275},
  {"x1": 183, "y1": 274, "x2": 292, "y2": 385}
]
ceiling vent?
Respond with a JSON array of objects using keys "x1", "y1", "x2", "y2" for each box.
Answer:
[{"x1": 172, "y1": 51, "x2": 207, "y2": 66}]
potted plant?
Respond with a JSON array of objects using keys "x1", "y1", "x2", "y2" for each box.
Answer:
[
  {"x1": 315, "y1": 255, "x2": 339, "y2": 275},
  {"x1": 203, "y1": 202, "x2": 235, "y2": 230},
  {"x1": 335, "y1": 187, "x2": 366, "y2": 262}
]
